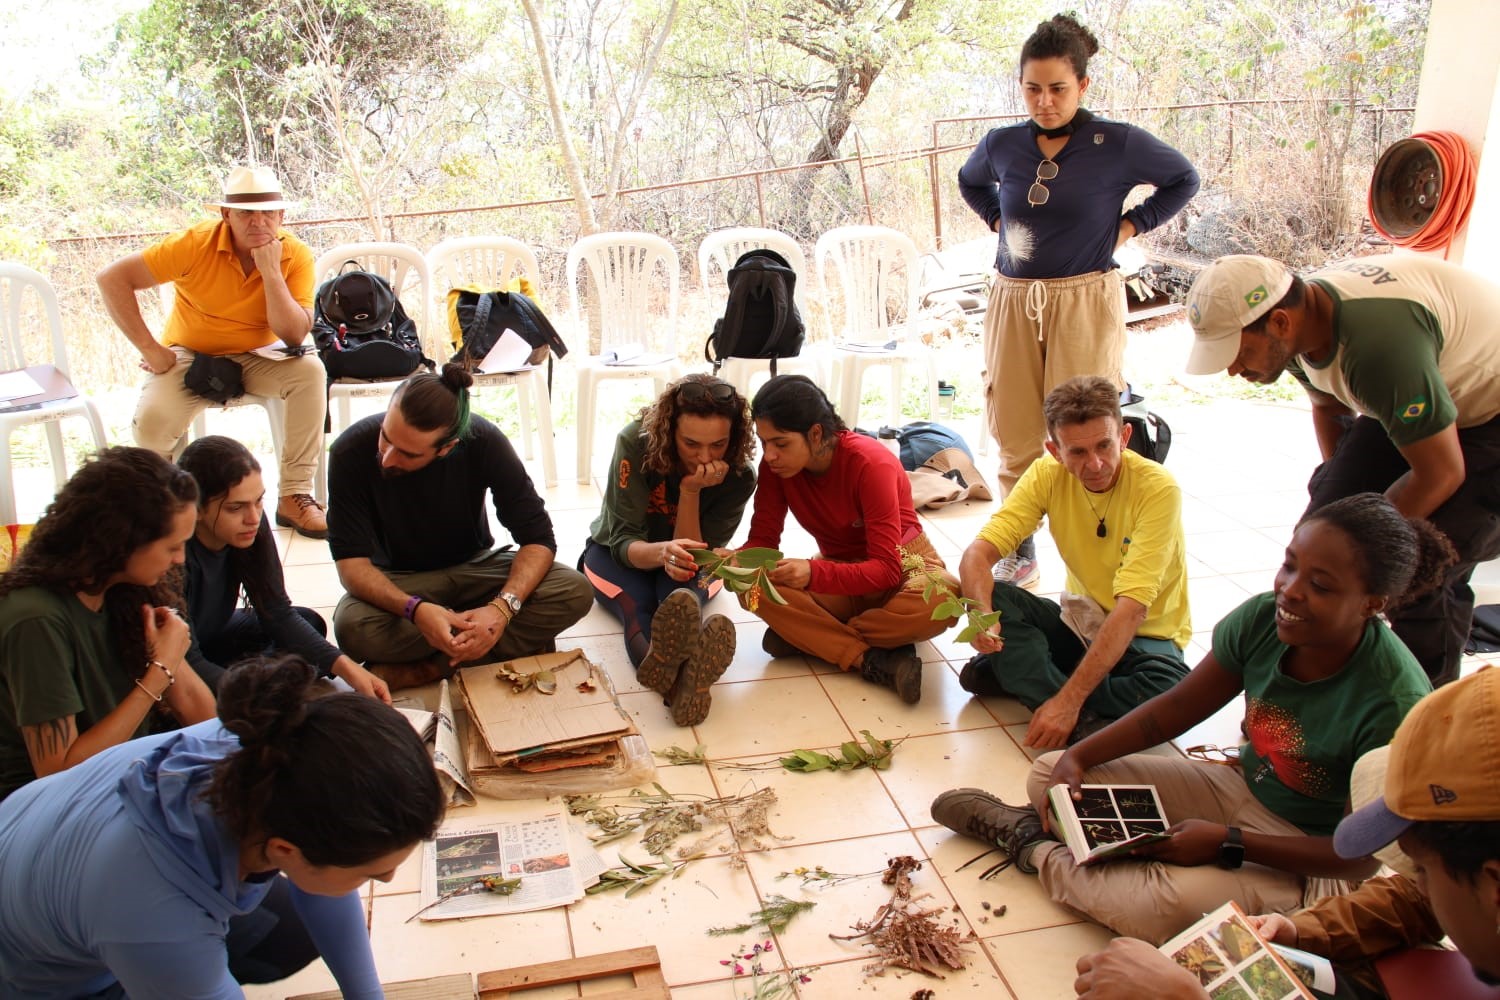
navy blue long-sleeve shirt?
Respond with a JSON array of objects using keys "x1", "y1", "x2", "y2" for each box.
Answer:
[{"x1": 958, "y1": 114, "x2": 1199, "y2": 279}]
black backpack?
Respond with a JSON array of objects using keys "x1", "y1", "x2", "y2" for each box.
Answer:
[
  {"x1": 447, "y1": 287, "x2": 569, "y2": 391},
  {"x1": 704, "y1": 249, "x2": 805, "y2": 374},
  {"x1": 312, "y1": 261, "x2": 432, "y2": 381}
]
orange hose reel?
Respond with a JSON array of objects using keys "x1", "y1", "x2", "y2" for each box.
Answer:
[{"x1": 1368, "y1": 131, "x2": 1476, "y2": 255}]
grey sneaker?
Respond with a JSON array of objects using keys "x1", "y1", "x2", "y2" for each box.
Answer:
[
  {"x1": 930, "y1": 788, "x2": 1046, "y2": 874},
  {"x1": 992, "y1": 553, "x2": 1040, "y2": 591},
  {"x1": 860, "y1": 644, "x2": 922, "y2": 704}
]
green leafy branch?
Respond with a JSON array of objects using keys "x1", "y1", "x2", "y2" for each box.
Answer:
[
  {"x1": 653, "y1": 744, "x2": 708, "y2": 766},
  {"x1": 689, "y1": 547, "x2": 788, "y2": 612},
  {"x1": 899, "y1": 546, "x2": 1001, "y2": 644},
  {"x1": 781, "y1": 730, "x2": 898, "y2": 772},
  {"x1": 587, "y1": 853, "x2": 706, "y2": 897},
  {"x1": 708, "y1": 895, "x2": 817, "y2": 936},
  {"x1": 405, "y1": 874, "x2": 522, "y2": 923}
]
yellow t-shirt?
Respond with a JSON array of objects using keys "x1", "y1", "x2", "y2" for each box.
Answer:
[
  {"x1": 142, "y1": 219, "x2": 315, "y2": 354},
  {"x1": 976, "y1": 449, "x2": 1191, "y2": 648}
]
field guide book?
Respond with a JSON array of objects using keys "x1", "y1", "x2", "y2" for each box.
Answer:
[
  {"x1": 1045, "y1": 783, "x2": 1171, "y2": 865},
  {"x1": 1160, "y1": 900, "x2": 1331, "y2": 999}
]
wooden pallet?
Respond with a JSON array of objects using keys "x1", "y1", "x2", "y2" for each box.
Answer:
[
  {"x1": 289, "y1": 946, "x2": 669, "y2": 1000},
  {"x1": 478, "y1": 945, "x2": 668, "y2": 999}
]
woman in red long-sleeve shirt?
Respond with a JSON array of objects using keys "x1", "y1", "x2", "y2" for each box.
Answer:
[{"x1": 740, "y1": 376, "x2": 958, "y2": 704}]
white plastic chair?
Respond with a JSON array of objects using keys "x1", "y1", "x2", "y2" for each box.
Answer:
[
  {"x1": 313, "y1": 242, "x2": 431, "y2": 501},
  {"x1": 0, "y1": 263, "x2": 109, "y2": 524},
  {"x1": 426, "y1": 236, "x2": 557, "y2": 487},
  {"x1": 567, "y1": 232, "x2": 683, "y2": 483},
  {"x1": 814, "y1": 225, "x2": 938, "y2": 429},
  {"x1": 697, "y1": 227, "x2": 825, "y2": 397},
  {"x1": 156, "y1": 284, "x2": 290, "y2": 472}
]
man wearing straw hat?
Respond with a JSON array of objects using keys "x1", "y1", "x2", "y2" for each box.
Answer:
[
  {"x1": 1183, "y1": 253, "x2": 1500, "y2": 687},
  {"x1": 97, "y1": 164, "x2": 330, "y2": 538}
]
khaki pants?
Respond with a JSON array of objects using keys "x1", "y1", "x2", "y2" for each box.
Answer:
[
  {"x1": 741, "y1": 532, "x2": 956, "y2": 668},
  {"x1": 132, "y1": 346, "x2": 327, "y2": 497},
  {"x1": 1025, "y1": 750, "x2": 1352, "y2": 945},
  {"x1": 983, "y1": 270, "x2": 1125, "y2": 497},
  {"x1": 333, "y1": 549, "x2": 594, "y2": 666}
]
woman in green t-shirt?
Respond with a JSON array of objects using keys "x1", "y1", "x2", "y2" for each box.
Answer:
[
  {"x1": 0, "y1": 447, "x2": 217, "y2": 801},
  {"x1": 930, "y1": 493, "x2": 1452, "y2": 944},
  {"x1": 580, "y1": 374, "x2": 756, "y2": 725}
]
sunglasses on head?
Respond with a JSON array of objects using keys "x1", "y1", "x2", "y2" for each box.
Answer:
[
  {"x1": 676, "y1": 381, "x2": 737, "y2": 405},
  {"x1": 1028, "y1": 158, "x2": 1059, "y2": 207}
]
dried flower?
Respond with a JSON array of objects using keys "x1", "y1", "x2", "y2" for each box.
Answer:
[{"x1": 898, "y1": 544, "x2": 1001, "y2": 644}]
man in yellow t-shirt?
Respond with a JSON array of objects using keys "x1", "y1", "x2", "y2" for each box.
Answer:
[
  {"x1": 958, "y1": 376, "x2": 1191, "y2": 749},
  {"x1": 96, "y1": 165, "x2": 329, "y2": 538}
]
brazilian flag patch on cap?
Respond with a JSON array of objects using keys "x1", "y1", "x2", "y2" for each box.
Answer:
[{"x1": 1244, "y1": 285, "x2": 1269, "y2": 308}]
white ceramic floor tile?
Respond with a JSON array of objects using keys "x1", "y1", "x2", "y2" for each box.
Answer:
[
  {"x1": 707, "y1": 753, "x2": 909, "y2": 849},
  {"x1": 796, "y1": 951, "x2": 1015, "y2": 998},
  {"x1": 282, "y1": 560, "x2": 349, "y2": 609},
  {"x1": 691, "y1": 675, "x2": 852, "y2": 758},
  {"x1": 876, "y1": 729, "x2": 1040, "y2": 829},
  {"x1": 913, "y1": 826, "x2": 1084, "y2": 937},
  {"x1": 982, "y1": 921, "x2": 1115, "y2": 1000},
  {"x1": 367, "y1": 896, "x2": 573, "y2": 983},
  {"x1": 821, "y1": 657, "x2": 1004, "y2": 740}
]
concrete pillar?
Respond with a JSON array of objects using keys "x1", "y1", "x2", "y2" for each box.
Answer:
[{"x1": 1411, "y1": 0, "x2": 1500, "y2": 271}]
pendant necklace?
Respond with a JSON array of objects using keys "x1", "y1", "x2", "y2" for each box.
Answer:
[{"x1": 1083, "y1": 485, "x2": 1116, "y2": 538}]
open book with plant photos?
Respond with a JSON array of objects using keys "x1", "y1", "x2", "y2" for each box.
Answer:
[
  {"x1": 1161, "y1": 900, "x2": 1327, "y2": 999},
  {"x1": 1045, "y1": 783, "x2": 1171, "y2": 865}
]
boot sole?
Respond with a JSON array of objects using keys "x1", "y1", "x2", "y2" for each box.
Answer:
[
  {"x1": 637, "y1": 590, "x2": 700, "y2": 695},
  {"x1": 274, "y1": 512, "x2": 328, "y2": 539},
  {"x1": 670, "y1": 614, "x2": 736, "y2": 726}
]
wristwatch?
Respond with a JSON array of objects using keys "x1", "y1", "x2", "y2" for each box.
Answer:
[
  {"x1": 1218, "y1": 826, "x2": 1245, "y2": 869},
  {"x1": 498, "y1": 592, "x2": 524, "y2": 616}
]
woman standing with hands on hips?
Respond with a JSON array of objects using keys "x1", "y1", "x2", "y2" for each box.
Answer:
[
  {"x1": 960, "y1": 13, "x2": 1199, "y2": 588},
  {"x1": 582, "y1": 374, "x2": 756, "y2": 725}
]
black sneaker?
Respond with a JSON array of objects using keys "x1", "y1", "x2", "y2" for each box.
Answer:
[
  {"x1": 761, "y1": 628, "x2": 802, "y2": 659},
  {"x1": 860, "y1": 644, "x2": 922, "y2": 704},
  {"x1": 930, "y1": 788, "x2": 1046, "y2": 874},
  {"x1": 957, "y1": 653, "x2": 1008, "y2": 697}
]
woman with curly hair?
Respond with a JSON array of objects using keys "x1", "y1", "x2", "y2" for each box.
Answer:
[
  {"x1": 177, "y1": 436, "x2": 390, "y2": 703},
  {"x1": 582, "y1": 374, "x2": 756, "y2": 725},
  {"x1": 960, "y1": 12, "x2": 1198, "y2": 587},
  {"x1": 0, "y1": 447, "x2": 216, "y2": 801},
  {"x1": 932, "y1": 493, "x2": 1452, "y2": 945},
  {"x1": 0, "y1": 655, "x2": 443, "y2": 996}
]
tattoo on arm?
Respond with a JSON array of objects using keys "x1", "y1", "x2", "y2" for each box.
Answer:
[{"x1": 22, "y1": 716, "x2": 78, "y2": 770}]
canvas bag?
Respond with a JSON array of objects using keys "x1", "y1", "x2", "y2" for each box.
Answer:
[
  {"x1": 312, "y1": 261, "x2": 430, "y2": 381},
  {"x1": 866, "y1": 422, "x2": 994, "y2": 510},
  {"x1": 704, "y1": 249, "x2": 805, "y2": 374}
]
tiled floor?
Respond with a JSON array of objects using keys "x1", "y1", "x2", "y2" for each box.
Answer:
[{"x1": 13, "y1": 320, "x2": 1498, "y2": 998}]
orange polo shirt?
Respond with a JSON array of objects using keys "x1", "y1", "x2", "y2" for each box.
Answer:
[{"x1": 142, "y1": 219, "x2": 315, "y2": 355}]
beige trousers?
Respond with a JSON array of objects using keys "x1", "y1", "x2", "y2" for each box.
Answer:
[
  {"x1": 983, "y1": 270, "x2": 1125, "y2": 497},
  {"x1": 132, "y1": 346, "x2": 328, "y2": 497},
  {"x1": 1025, "y1": 750, "x2": 1353, "y2": 945}
]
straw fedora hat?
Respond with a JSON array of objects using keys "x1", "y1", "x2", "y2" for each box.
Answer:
[{"x1": 204, "y1": 165, "x2": 299, "y2": 212}]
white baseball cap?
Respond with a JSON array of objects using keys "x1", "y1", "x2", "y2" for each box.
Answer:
[{"x1": 1183, "y1": 255, "x2": 1294, "y2": 375}]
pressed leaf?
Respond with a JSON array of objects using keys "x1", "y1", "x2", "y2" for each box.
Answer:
[{"x1": 736, "y1": 547, "x2": 784, "y2": 569}]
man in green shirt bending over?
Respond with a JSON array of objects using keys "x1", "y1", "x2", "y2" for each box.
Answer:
[{"x1": 1186, "y1": 253, "x2": 1500, "y2": 687}]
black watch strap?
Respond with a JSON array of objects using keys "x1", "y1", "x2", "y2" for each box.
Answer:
[{"x1": 1219, "y1": 825, "x2": 1246, "y2": 869}]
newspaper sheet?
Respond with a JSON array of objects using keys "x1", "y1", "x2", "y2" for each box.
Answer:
[{"x1": 415, "y1": 806, "x2": 592, "y2": 920}]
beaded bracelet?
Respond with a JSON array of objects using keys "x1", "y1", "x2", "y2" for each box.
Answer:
[{"x1": 135, "y1": 659, "x2": 175, "y2": 702}]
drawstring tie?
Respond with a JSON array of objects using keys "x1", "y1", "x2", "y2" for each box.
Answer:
[{"x1": 1025, "y1": 280, "x2": 1048, "y2": 342}]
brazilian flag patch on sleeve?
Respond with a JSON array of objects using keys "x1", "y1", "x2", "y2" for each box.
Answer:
[{"x1": 1399, "y1": 396, "x2": 1428, "y2": 422}]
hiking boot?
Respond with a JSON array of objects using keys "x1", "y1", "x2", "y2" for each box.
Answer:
[
  {"x1": 368, "y1": 656, "x2": 452, "y2": 692},
  {"x1": 761, "y1": 628, "x2": 802, "y2": 659},
  {"x1": 1068, "y1": 708, "x2": 1110, "y2": 745},
  {"x1": 668, "y1": 614, "x2": 735, "y2": 726},
  {"x1": 637, "y1": 590, "x2": 701, "y2": 695},
  {"x1": 991, "y1": 553, "x2": 1040, "y2": 591},
  {"x1": 276, "y1": 493, "x2": 329, "y2": 539},
  {"x1": 860, "y1": 644, "x2": 922, "y2": 704},
  {"x1": 958, "y1": 652, "x2": 1008, "y2": 697},
  {"x1": 930, "y1": 788, "x2": 1047, "y2": 874}
]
